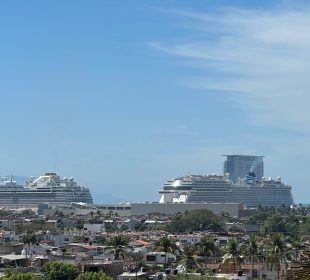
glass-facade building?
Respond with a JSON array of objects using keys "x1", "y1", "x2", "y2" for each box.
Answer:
[{"x1": 223, "y1": 155, "x2": 264, "y2": 183}]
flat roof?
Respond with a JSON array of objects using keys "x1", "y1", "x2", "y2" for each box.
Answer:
[
  {"x1": 0, "y1": 254, "x2": 26, "y2": 261},
  {"x1": 119, "y1": 272, "x2": 147, "y2": 277}
]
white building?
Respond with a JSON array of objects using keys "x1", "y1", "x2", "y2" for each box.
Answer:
[
  {"x1": 176, "y1": 235, "x2": 201, "y2": 246},
  {"x1": 145, "y1": 252, "x2": 176, "y2": 265},
  {"x1": 83, "y1": 224, "x2": 105, "y2": 234}
]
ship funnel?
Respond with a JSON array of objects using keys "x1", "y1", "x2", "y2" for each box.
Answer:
[{"x1": 246, "y1": 171, "x2": 257, "y2": 185}]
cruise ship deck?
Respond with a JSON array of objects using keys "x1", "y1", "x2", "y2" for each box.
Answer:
[{"x1": 0, "y1": 173, "x2": 93, "y2": 208}]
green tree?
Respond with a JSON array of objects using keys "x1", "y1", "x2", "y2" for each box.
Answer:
[
  {"x1": 195, "y1": 236, "x2": 217, "y2": 269},
  {"x1": 22, "y1": 220, "x2": 55, "y2": 233},
  {"x1": 0, "y1": 209, "x2": 12, "y2": 218},
  {"x1": 167, "y1": 210, "x2": 223, "y2": 233},
  {"x1": 41, "y1": 261, "x2": 79, "y2": 280},
  {"x1": 73, "y1": 235, "x2": 89, "y2": 244},
  {"x1": 54, "y1": 210, "x2": 65, "y2": 218},
  {"x1": 262, "y1": 214, "x2": 287, "y2": 233},
  {"x1": 104, "y1": 222, "x2": 116, "y2": 233},
  {"x1": 105, "y1": 235, "x2": 130, "y2": 261},
  {"x1": 267, "y1": 233, "x2": 285, "y2": 279},
  {"x1": 166, "y1": 212, "x2": 185, "y2": 232},
  {"x1": 156, "y1": 235, "x2": 178, "y2": 267},
  {"x1": 134, "y1": 221, "x2": 147, "y2": 232},
  {"x1": 222, "y1": 238, "x2": 243, "y2": 274},
  {"x1": 248, "y1": 206, "x2": 274, "y2": 225},
  {"x1": 179, "y1": 246, "x2": 198, "y2": 271},
  {"x1": 286, "y1": 234, "x2": 303, "y2": 262},
  {"x1": 94, "y1": 235, "x2": 107, "y2": 245},
  {"x1": 1, "y1": 273, "x2": 40, "y2": 280},
  {"x1": 76, "y1": 219, "x2": 84, "y2": 230},
  {"x1": 120, "y1": 224, "x2": 128, "y2": 232},
  {"x1": 22, "y1": 232, "x2": 37, "y2": 255},
  {"x1": 250, "y1": 206, "x2": 303, "y2": 236},
  {"x1": 76, "y1": 271, "x2": 113, "y2": 280},
  {"x1": 95, "y1": 209, "x2": 102, "y2": 217},
  {"x1": 300, "y1": 217, "x2": 310, "y2": 234},
  {"x1": 244, "y1": 234, "x2": 260, "y2": 278},
  {"x1": 19, "y1": 209, "x2": 36, "y2": 218}
]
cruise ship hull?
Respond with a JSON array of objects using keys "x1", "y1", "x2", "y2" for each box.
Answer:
[
  {"x1": 0, "y1": 173, "x2": 93, "y2": 208},
  {"x1": 159, "y1": 174, "x2": 294, "y2": 208}
]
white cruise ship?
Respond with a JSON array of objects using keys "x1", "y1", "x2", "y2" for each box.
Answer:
[
  {"x1": 0, "y1": 172, "x2": 93, "y2": 208},
  {"x1": 159, "y1": 172, "x2": 294, "y2": 208}
]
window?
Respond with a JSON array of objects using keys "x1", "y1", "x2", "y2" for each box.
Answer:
[{"x1": 146, "y1": 255, "x2": 156, "y2": 262}]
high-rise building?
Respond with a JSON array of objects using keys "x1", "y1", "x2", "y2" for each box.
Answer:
[{"x1": 223, "y1": 155, "x2": 264, "y2": 183}]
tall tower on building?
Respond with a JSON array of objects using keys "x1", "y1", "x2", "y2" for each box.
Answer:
[{"x1": 223, "y1": 155, "x2": 264, "y2": 183}]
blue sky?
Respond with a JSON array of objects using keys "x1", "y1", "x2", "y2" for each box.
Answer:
[{"x1": 1, "y1": 1, "x2": 309, "y2": 203}]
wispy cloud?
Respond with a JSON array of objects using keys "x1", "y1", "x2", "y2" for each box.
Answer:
[{"x1": 150, "y1": 6, "x2": 310, "y2": 131}]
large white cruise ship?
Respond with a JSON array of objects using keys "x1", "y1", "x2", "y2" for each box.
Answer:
[
  {"x1": 0, "y1": 172, "x2": 93, "y2": 208},
  {"x1": 159, "y1": 172, "x2": 294, "y2": 208}
]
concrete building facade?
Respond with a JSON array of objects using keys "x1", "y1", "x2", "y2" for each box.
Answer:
[{"x1": 42, "y1": 202, "x2": 244, "y2": 218}]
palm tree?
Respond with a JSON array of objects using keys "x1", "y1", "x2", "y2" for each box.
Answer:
[
  {"x1": 179, "y1": 246, "x2": 198, "y2": 271},
  {"x1": 267, "y1": 233, "x2": 285, "y2": 279},
  {"x1": 287, "y1": 234, "x2": 303, "y2": 262},
  {"x1": 96, "y1": 209, "x2": 102, "y2": 217},
  {"x1": 105, "y1": 235, "x2": 131, "y2": 261},
  {"x1": 22, "y1": 232, "x2": 37, "y2": 257},
  {"x1": 156, "y1": 235, "x2": 178, "y2": 267},
  {"x1": 222, "y1": 238, "x2": 243, "y2": 274},
  {"x1": 195, "y1": 236, "x2": 216, "y2": 269},
  {"x1": 244, "y1": 234, "x2": 260, "y2": 278}
]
